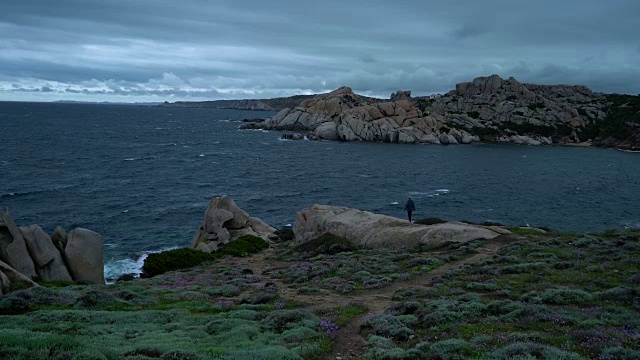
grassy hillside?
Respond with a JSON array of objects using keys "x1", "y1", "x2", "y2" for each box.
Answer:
[{"x1": 1, "y1": 228, "x2": 639, "y2": 359}]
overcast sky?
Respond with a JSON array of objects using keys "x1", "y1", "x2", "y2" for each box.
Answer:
[{"x1": 1, "y1": 0, "x2": 639, "y2": 102}]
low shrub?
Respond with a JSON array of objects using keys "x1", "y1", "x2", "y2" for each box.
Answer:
[
  {"x1": 538, "y1": 287, "x2": 594, "y2": 305},
  {"x1": 489, "y1": 342, "x2": 582, "y2": 360},
  {"x1": 363, "y1": 314, "x2": 415, "y2": 341},
  {"x1": 424, "y1": 338, "x2": 474, "y2": 359},
  {"x1": 274, "y1": 228, "x2": 295, "y2": 242},
  {"x1": 142, "y1": 248, "x2": 217, "y2": 278},
  {"x1": 142, "y1": 236, "x2": 268, "y2": 277},
  {"x1": 260, "y1": 309, "x2": 319, "y2": 333}
]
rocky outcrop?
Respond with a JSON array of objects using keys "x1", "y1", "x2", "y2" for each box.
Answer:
[
  {"x1": 293, "y1": 205, "x2": 502, "y2": 249},
  {"x1": 0, "y1": 208, "x2": 104, "y2": 289},
  {"x1": 244, "y1": 86, "x2": 480, "y2": 145},
  {"x1": 429, "y1": 74, "x2": 608, "y2": 145},
  {"x1": 19, "y1": 225, "x2": 72, "y2": 281},
  {"x1": 0, "y1": 260, "x2": 38, "y2": 295},
  {"x1": 242, "y1": 75, "x2": 616, "y2": 147},
  {"x1": 65, "y1": 228, "x2": 105, "y2": 284},
  {"x1": 0, "y1": 209, "x2": 37, "y2": 277},
  {"x1": 192, "y1": 196, "x2": 276, "y2": 253}
]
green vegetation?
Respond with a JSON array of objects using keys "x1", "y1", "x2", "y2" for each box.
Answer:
[
  {"x1": 506, "y1": 227, "x2": 548, "y2": 236},
  {"x1": 467, "y1": 111, "x2": 480, "y2": 119},
  {"x1": 142, "y1": 235, "x2": 268, "y2": 277},
  {"x1": 416, "y1": 98, "x2": 435, "y2": 113},
  {"x1": 379, "y1": 229, "x2": 640, "y2": 359},
  {"x1": 497, "y1": 121, "x2": 572, "y2": 137},
  {"x1": 1, "y1": 226, "x2": 639, "y2": 359},
  {"x1": 528, "y1": 102, "x2": 546, "y2": 111},
  {"x1": 585, "y1": 94, "x2": 640, "y2": 144}
]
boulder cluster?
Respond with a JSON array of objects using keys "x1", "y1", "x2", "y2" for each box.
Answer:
[
  {"x1": 242, "y1": 75, "x2": 608, "y2": 146},
  {"x1": 0, "y1": 208, "x2": 104, "y2": 294},
  {"x1": 192, "y1": 196, "x2": 276, "y2": 253}
]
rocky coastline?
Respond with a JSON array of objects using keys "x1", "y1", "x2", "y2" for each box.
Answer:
[
  {"x1": 241, "y1": 74, "x2": 640, "y2": 150},
  {"x1": 1, "y1": 196, "x2": 639, "y2": 358}
]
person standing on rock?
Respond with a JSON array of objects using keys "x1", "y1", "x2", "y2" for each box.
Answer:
[{"x1": 404, "y1": 197, "x2": 416, "y2": 223}]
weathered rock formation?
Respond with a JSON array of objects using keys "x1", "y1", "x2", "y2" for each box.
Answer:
[
  {"x1": 293, "y1": 205, "x2": 504, "y2": 249},
  {"x1": 192, "y1": 196, "x2": 276, "y2": 253},
  {"x1": 0, "y1": 208, "x2": 105, "y2": 291},
  {"x1": 428, "y1": 74, "x2": 607, "y2": 144},
  {"x1": 242, "y1": 75, "x2": 617, "y2": 147},
  {"x1": 243, "y1": 86, "x2": 479, "y2": 145}
]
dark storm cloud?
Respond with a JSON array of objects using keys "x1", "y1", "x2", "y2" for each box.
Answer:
[{"x1": 1, "y1": 0, "x2": 639, "y2": 101}]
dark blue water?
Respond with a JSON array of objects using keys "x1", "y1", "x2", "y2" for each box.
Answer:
[{"x1": 1, "y1": 102, "x2": 639, "y2": 279}]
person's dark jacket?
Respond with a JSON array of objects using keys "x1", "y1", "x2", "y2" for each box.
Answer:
[{"x1": 404, "y1": 199, "x2": 416, "y2": 212}]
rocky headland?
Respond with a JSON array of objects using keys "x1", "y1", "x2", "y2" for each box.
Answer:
[
  {"x1": 161, "y1": 93, "x2": 383, "y2": 112},
  {"x1": 241, "y1": 74, "x2": 640, "y2": 150},
  {"x1": 0, "y1": 208, "x2": 104, "y2": 294}
]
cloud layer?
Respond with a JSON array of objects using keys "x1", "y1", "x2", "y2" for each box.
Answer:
[{"x1": 1, "y1": 0, "x2": 639, "y2": 101}]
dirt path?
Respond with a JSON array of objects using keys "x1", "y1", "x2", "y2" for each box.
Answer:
[{"x1": 223, "y1": 235, "x2": 518, "y2": 359}]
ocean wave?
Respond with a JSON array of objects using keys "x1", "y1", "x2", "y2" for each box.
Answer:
[
  {"x1": 124, "y1": 156, "x2": 157, "y2": 162},
  {"x1": 409, "y1": 189, "x2": 451, "y2": 198},
  {"x1": 104, "y1": 246, "x2": 179, "y2": 284},
  {"x1": 1, "y1": 161, "x2": 8, "y2": 166},
  {"x1": 0, "y1": 184, "x2": 78, "y2": 199},
  {"x1": 390, "y1": 201, "x2": 399, "y2": 205}
]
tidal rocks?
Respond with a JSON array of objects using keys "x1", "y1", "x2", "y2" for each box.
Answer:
[
  {"x1": 293, "y1": 205, "x2": 502, "y2": 249},
  {"x1": 192, "y1": 196, "x2": 276, "y2": 253},
  {"x1": 0, "y1": 208, "x2": 105, "y2": 288}
]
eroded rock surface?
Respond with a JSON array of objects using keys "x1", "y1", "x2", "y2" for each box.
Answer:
[
  {"x1": 0, "y1": 208, "x2": 105, "y2": 288},
  {"x1": 243, "y1": 75, "x2": 610, "y2": 146},
  {"x1": 293, "y1": 205, "x2": 502, "y2": 248},
  {"x1": 192, "y1": 196, "x2": 276, "y2": 252}
]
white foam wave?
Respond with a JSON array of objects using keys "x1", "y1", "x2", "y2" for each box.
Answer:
[
  {"x1": 124, "y1": 156, "x2": 156, "y2": 162},
  {"x1": 409, "y1": 189, "x2": 451, "y2": 198},
  {"x1": 198, "y1": 154, "x2": 205, "y2": 157},
  {"x1": 390, "y1": 202, "x2": 399, "y2": 205},
  {"x1": 122, "y1": 210, "x2": 129, "y2": 213},
  {"x1": 104, "y1": 246, "x2": 179, "y2": 284}
]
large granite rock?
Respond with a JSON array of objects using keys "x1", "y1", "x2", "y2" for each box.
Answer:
[
  {"x1": 0, "y1": 209, "x2": 105, "y2": 287},
  {"x1": 293, "y1": 205, "x2": 502, "y2": 249},
  {"x1": 0, "y1": 260, "x2": 38, "y2": 295},
  {"x1": 19, "y1": 225, "x2": 72, "y2": 281},
  {"x1": 193, "y1": 196, "x2": 276, "y2": 253},
  {"x1": 0, "y1": 208, "x2": 37, "y2": 277},
  {"x1": 65, "y1": 228, "x2": 104, "y2": 284}
]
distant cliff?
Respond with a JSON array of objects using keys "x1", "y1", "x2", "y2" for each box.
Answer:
[
  {"x1": 160, "y1": 95, "x2": 314, "y2": 111},
  {"x1": 161, "y1": 93, "x2": 385, "y2": 112},
  {"x1": 241, "y1": 75, "x2": 640, "y2": 150}
]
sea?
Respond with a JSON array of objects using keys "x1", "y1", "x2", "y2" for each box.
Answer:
[{"x1": 1, "y1": 102, "x2": 639, "y2": 281}]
